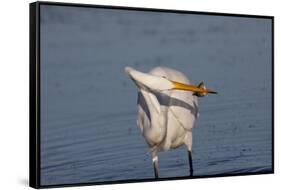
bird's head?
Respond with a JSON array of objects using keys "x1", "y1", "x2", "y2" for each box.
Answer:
[
  {"x1": 125, "y1": 67, "x2": 217, "y2": 96},
  {"x1": 125, "y1": 67, "x2": 173, "y2": 91}
]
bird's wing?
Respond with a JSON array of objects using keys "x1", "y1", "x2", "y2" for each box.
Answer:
[
  {"x1": 137, "y1": 91, "x2": 160, "y2": 133},
  {"x1": 168, "y1": 92, "x2": 198, "y2": 131},
  {"x1": 148, "y1": 66, "x2": 199, "y2": 130},
  {"x1": 137, "y1": 92, "x2": 147, "y2": 133}
]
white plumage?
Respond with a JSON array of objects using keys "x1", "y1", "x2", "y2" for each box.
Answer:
[{"x1": 125, "y1": 66, "x2": 215, "y2": 178}]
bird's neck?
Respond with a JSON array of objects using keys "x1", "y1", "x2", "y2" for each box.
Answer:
[
  {"x1": 140, "y1": 89, "x2": 167, "y2": 143},
  {"x1": 140, "y1": 89, "x2": 161, "y2": 115}
]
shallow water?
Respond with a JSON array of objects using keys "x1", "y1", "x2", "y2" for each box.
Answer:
[{"x1": 40, "y1": 5, "x2": 272, "y2": 186}]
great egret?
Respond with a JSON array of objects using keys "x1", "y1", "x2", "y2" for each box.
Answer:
[{"x1": 125, "y1": 66, "x2": 217, "y2": 178}]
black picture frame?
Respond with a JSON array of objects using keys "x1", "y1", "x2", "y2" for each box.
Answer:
[{"x1": 29, "y1": 1, "x2": 274, "y2": 189}]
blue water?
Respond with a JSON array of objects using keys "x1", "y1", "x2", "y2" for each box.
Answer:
[{"x1": 39, "y1": 5, "x2": 272, "y2": 186}]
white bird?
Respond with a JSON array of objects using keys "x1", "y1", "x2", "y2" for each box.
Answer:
[{"x1": 125, "y1": 66, "x2": 217, "y2": 178}]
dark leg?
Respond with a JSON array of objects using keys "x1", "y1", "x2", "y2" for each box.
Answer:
[
  {"x1": 153, "y1": 157, "x2": 159, "y2": 179},
  {"x1": 152, "y1": 150, "x2": 159, "y2": 179},
  {"x1": 188, "y1": 150, "x2": 193, "y2": 176}
]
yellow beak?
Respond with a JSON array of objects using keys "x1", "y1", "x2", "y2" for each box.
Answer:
[{"x1": 171, "y1": 81, "x2": 217, "y2": 95}]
